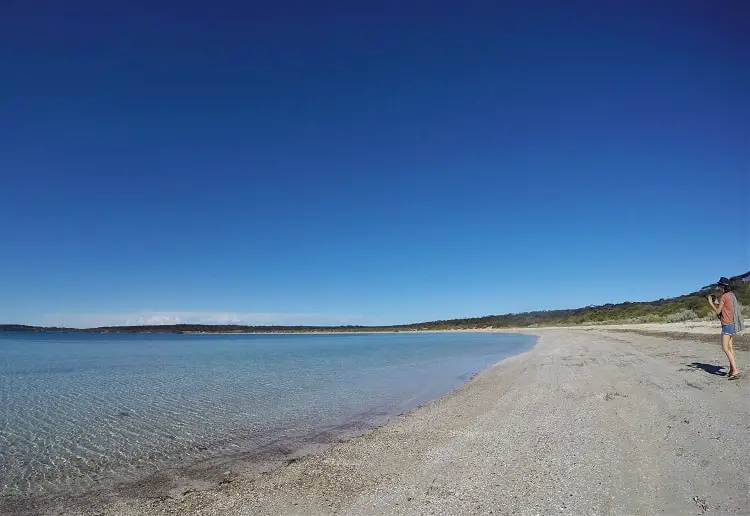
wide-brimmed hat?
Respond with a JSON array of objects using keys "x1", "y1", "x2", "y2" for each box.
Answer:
[{"x1": 718, "y1": 277, "x2": 731, "y2": 286}]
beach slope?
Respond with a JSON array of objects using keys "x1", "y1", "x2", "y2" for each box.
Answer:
[{"x1": 89, "y1": 330, "x2": 750, "y2": 515}]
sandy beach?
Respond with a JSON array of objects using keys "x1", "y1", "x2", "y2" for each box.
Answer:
[{"x1": 33, "y1": 327, "x2": 742, "y2": 516}]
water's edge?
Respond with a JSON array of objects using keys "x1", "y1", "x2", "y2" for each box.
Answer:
[{"x1": 0, "y1": 333, "x2": 539, "y2": 516}]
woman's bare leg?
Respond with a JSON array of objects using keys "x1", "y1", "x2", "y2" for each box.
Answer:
[{"x1": 722, "y1": 334, "x2": 739, "y2": 376}]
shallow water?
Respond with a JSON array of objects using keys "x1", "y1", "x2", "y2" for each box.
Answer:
[{"x1": 0, "y1": 331, "x2": 534, "y2": 498}]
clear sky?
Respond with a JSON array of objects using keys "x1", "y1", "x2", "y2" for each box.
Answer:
[{"x1": 1, "y1": 1, "x2": 748, "y2": 327}]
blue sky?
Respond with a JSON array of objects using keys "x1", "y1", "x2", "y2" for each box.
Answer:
[{"x1": 1, "y1": 1, "x2": 748, "y2": 327}]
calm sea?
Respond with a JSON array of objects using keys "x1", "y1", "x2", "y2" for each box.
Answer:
[{"x1": 0, "y1": 331, "x2": 534, "y2": 499}]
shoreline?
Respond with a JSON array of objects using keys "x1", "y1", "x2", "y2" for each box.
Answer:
[
  {"x1": 0, "y1": 333, "x2": 537, "y2": 516},
  {"x1": 5, "y1": 327, "x2": 748, "y2": 515},
  {"x1": 86, "y1": 328, "x2": 748, "y2": 514},
  {"x1": 0, "y1": 399, "x2": 399, "y2": 515}
]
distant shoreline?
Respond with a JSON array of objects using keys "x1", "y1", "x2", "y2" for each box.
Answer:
[
  {"x1": 0, "y1": 325, "x2": 495, "y2": 335},
  {"x1": 2, "y1": 274, "x2": 747, "y2": 335},
  {"x1": 1, "y1": 319, "x2": 746, "y2": 337}
]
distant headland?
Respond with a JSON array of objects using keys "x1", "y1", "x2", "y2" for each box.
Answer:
[{"x1": 3, "y1": 272, "x2": 747, "y2": 334}]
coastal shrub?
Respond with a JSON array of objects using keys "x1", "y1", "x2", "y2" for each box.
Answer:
[
  {"x1": 663, "y1": 309, "x2": 699, "y2": 323},
  {"x1": 622, "y1": 314, "x2": 663, "y2": 324}
]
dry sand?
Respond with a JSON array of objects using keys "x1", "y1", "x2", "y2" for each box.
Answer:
[
  {"x1": 575, "y1": 319, "x2": 749, "y2": 336},
  {"x1": 43, "y1": 328, "x2": 746, "y2": 516}
]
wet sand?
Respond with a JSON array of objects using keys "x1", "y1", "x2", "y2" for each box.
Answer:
[{"x1": 29, "y1": 328, "x2": 745, "y2": 515}]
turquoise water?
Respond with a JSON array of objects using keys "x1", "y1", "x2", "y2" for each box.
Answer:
[{"x1": 0, "y1": 331, "x2": 534, "y2": 498}]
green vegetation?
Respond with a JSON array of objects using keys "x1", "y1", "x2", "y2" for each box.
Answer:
[
  {"x1": 400, "y1": 279, "x2": 749, "y2": 330},
  {"x1": 2, "y1": 273, "x2": 747, "y2": 334}
]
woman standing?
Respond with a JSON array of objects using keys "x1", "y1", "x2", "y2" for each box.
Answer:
[{"x1": 708, "y1": 277, "x2": 740, "y2": 379}]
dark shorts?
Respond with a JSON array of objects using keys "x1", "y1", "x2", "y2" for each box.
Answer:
[{"x1": 721, "y1": 324, "x2": 735, "y2": 336}]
